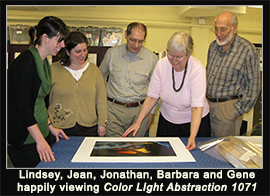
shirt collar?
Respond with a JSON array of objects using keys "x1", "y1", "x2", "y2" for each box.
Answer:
[
  {"x1": 229, "y1": 34, "x2": 239, "y2": 54},
  {"x1": 121, "y1": 43, "x2": 144, "y2": 59}
]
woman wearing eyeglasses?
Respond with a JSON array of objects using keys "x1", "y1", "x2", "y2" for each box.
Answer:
[{"x1": 123, "y1": 32, "x2": 211, "y2": 151}]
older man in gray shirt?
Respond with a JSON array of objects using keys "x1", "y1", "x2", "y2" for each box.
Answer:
[{"x1": 99, "y1": 22, "x2": 158, "y2": 137}]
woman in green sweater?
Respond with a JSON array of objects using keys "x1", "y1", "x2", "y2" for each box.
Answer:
[
  {"x1": 48, "y1": 32, "x2": 108, "y2": 136},
  {"x1": 8, "y1": 16, "x2": 70, "y2": 167}
]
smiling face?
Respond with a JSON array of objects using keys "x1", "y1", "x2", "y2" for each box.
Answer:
[
  {"x1": 38, "y1": 33, "x2": 65, "y2": 60},
  {"x1": 166, "y1": 32, "x2": 193, "y2": 72},
  {"x1": 167, "y1": 51, "x2": 189, "y2": 72},
  {"x1": 67, "y1": 42, "x2": 88, "y2": 67},
  {"x1": 214, "y1": 12, "x2": 237, "y2": 47},
  {"x1": 47, "y1": 35, "x2": 65, "y2": 56}
]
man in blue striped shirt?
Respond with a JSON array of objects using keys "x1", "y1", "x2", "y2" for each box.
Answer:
[{"x1": 206, "y1": 11, "x2": 260, "y2": 137}]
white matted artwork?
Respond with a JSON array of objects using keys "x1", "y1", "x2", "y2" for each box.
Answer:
[{"x1": 71, "y1": 137, "x2": 196, "y2": 163}]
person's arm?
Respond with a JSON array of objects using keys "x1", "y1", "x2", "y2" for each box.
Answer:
[
  {"x1": 186, "y1": 107, "x2": 203, "y2": 151},
  {"x1": 186, "y1": 58, "x2": 207, "y2": 150},
  {"x1": 146, "y1": 55, "x2": 159, "y2": 130},
  {"x1": 234, "y1": 51, "x2": 261, "y2": 117},
  {"x1": 96, "y1": 66, "x2": 109, "y2": 132},
  {"x1": 27, "y1": 124, "x2": 55, "y2": 162},
  {"x1": 48, "y1": 119, "x2": 70, "y2": 142},
  {"x1": 146, "y1": 113, "x2": 154, "y2": 130},
  {"x1": 99, "y1": 49, "x2": 111, "y2": 82},
  {"x1": 147, "y1": 99, "x2": 161, "y2": 130},
  {"x1": 28, "y1": 119, "x2": 70, "y2": 162},
  {"x1": 122, "y1": 96, "x2": 158, "y2": 137}
]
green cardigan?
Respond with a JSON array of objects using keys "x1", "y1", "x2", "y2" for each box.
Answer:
[{"x1": 48, "y1": 62, "x2": 108, "y2": 129}]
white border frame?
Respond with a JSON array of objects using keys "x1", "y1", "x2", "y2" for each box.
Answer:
[{"x1": 71, "y1": 137, "x2": 195, "y2": 163}]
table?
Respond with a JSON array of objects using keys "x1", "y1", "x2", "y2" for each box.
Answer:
[{"x1": 36, "y1": 137, "x2": 233, "y2": 168}]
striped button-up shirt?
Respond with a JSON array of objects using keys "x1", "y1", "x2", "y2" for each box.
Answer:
[{"x1": 206, "y1": 34, "x2": 260, "y2": 116}]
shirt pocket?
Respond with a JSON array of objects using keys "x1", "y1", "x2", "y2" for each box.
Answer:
[
  {"x1": 109, "y1": 67, "x2": 122, "y2": 84},
  {"x1": 222, "y1": 66, "x2": 241, "y2": 84},
  {"x1": 132, "y1": 69, "x2": 149, "y2": 86}
]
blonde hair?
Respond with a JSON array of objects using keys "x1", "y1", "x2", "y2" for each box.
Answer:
[{"x1": 166, "y1": 31, "x2": 194, "y2": 56}]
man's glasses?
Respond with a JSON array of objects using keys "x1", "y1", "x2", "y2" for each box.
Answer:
[
  {"x1": 128, "y1": 37, "x2": 145, "y2": 44},
  {"x1": 212, "y1": 26, "x2": 229, "y2": 34}
]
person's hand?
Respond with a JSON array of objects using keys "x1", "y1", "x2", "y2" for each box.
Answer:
[
  {"x1": 186, "y1": 136, "x2": 196, "y2": 151},
  {"x1": 97, "y1": 125, "x2": 107, "y2": 137},
  {"x1": 122, "y1": 122, "x2": 141, "y2": 137},
  {"x1": 36, "y1": 139, "x2": 55, "y2": 162},
  {"x1": 49, "y1": 125, "x2": 70, "y2": 142}
]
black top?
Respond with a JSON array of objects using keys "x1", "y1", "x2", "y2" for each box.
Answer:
[{"x1": 8, "y1": 49, "x2": 45, "y2": 149}]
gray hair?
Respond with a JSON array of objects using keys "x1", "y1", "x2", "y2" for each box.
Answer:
[
  {"x1": 166, "y1": 31, "x2": 194, "y2": 56},
  {"x1": 231, "y1": 13, "x2": 238, "y2": 26}
]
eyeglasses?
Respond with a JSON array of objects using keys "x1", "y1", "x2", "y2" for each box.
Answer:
[
  {"x1": 128, "y1": 37, "x2": 145, "y2": 44},
  {"x1": 167, "y1": 53, "x2": 187, "y2": 61},
  {"x1": 212, "y1": 26, "x2": 229, "y2": 34}
]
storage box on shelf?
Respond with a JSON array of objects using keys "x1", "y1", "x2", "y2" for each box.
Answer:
[
  {"x1": 100, "y1": 27, "x2": 123, "y2": 46},
  {"x1": 79, "y1": 26, "x2": 100, "y2": 46},
  {"x1": 8, "y1": 25, "x2": 30, "y2": 44},
  {"x1": 68, "y1": 26, "x2": 78, "y2": 32}
]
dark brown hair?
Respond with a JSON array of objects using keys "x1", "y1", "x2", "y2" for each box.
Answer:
[
  {"x1": 59, "y1": 31, "x2": 89, "y2": 66},
  {"x1": 28, "y1": 16, "x2": 69, "y2": 45}
]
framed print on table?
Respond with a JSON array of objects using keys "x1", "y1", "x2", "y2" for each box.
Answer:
[{"x1": 71, "y1": 137, "x2": 196, "y2": 163}]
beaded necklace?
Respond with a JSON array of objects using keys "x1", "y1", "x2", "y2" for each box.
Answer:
[{"x1": 172, "y1": 60, "x2": 188, "y2": 92}]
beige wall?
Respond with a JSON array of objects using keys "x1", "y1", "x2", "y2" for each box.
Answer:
[{"x1": 7, "y1": 6, "x2": 262, "y2": 66}]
